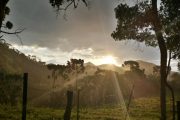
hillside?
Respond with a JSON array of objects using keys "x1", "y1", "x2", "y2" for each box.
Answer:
[
  {"x1": 136, "y1": 60, "x2": 156, "y2": 75},
  {"x1": 0, "y1": 42, "x2": 52, "y2": 100},
  {"x1": 98, "y1": 64, "x2": 125, "y2": 74},
  {"x1": 0, "y1": 42, "x2": 180, "y2": 107}
]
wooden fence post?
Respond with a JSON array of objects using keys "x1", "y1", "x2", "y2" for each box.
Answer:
[
  {"x1": 177, "y1": 101, "x2": 180, "y2": 120},
  {"x1": 22, "y1": 73, "x2": 28, "y2": 120},
  {"x1": 64, "y1": 90, "x2": 73, "y2": 120}
]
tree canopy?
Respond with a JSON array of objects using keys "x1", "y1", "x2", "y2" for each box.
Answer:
[
  {"x1": 49, "y1": 0, "x2": 88, "y2": 11},
  {"x1": 0, "y1": 0, "x2": 25, "y2": 38},
  {"x1": 112, "y1": 0, "x2": 180, "y2": 68},
  {"x1": 111, "y1": 0, "x2": 180, "y2": 119}
]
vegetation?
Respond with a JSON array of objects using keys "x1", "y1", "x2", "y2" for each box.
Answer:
[
  {"x1": 0, "y1": 71, "x2": 22, "y2": 106},
  {"x1": 112, "y1": 0, "x2": 180, "y2": 119},
  {"x1": 0, "y1": 97, "x2": 177, "y2": 120},
  {"x1": 0, "y1": 43, "x2": 179, "y2": 107}
]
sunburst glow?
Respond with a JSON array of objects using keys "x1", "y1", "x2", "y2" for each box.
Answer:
[{"x1": 91, "y1": 55, "x2": 118, "y2": 65}]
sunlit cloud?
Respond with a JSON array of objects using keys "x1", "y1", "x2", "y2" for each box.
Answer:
[
  {"x1": 10, "y1": 44, "x2": 178, "y2": 71},
  {"x1": 11, "y1": 44, "x2": 121, "y2": 66}
]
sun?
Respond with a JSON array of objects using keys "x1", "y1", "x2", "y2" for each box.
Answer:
[
  {"x1": 101, "y1": 56, "x2": 117, "y2": 65},
  {"x1": 92, "y1": 55, "x2": 118, "y2": 65}
]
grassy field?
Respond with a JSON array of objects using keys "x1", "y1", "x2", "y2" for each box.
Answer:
[{"x1": 0, "y1": 97, "x2": 177, "y2": 120}]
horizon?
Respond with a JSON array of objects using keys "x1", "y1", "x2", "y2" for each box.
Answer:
[{"x1": 8, "y1": 43, "x2": 178, "y2": 71}]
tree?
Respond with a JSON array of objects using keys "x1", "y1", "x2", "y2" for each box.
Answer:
[
  {"x1": 0, "y1": 0, "x2": 10, "y2": 30},
  {"x1": 122, "y1": 60, "x2": 145, "y2": 77},
  {"x1": 0, "y1": 0, "x2": 24, "y2": 37},
  {"x1": 49, "y1": 0, "x2": 88, "y2": 12},
  {"x1": 122, "y1": 60, "x2": 145, "y2": 120},
  {"x1": 47, "y1": 59, "x2": 84, "y2": 119},
  {"x1": 1, "y1": 0, "x2": 89, "y2": 37},
  {"x1": 47, "y1": 63, "x2": 72, "y2": 108},
  {"x1": 111, "y1": 0, "x2": 180, "y2": 119},
  {"x1": 68, "y1": 59, "x2": 84, "y2": 120}
]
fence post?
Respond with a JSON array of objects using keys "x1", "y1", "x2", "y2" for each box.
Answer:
[
  {"x1": 64, "y1": 90, "x2": 73, "y2": 120},
  {"x1": 22, "y1": 73, "x2": 28, "y2": 120},
  {"x1": 177, "y1": 101, "x2": 180, "y2": 120}
]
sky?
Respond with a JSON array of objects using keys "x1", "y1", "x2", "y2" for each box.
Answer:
[{"x1": 4, "y1": 0, "x2": 178, "y2": 70}]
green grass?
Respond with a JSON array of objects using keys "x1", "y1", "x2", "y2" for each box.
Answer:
[{"x1": 0, "y1": 97, "x2": 177, "y2": 120}]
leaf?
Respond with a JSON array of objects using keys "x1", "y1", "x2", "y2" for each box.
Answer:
[
  {"x1": 6, "y1": 21, "x2": 13, "y2": 29},
  {"x1": 5, "y1": 7, "x2": 10, "y2": 15}
]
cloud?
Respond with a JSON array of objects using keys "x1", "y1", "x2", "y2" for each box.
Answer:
[
  {"x1": 5, "y1": 0, "x2": 178, "y2": 71},
  {"x1": 11, "y1": 44, "x2": 95, "y2": 64},
  {"x1": 11, "y1": 44, "x2": 123, "y2": 66}
]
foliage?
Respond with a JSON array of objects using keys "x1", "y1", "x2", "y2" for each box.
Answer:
[
  {"x1": 112, "y1": 0, "x2": 180, "y2": 68},
  {"x1": 111, "y1": 1, "x2": 157, "y2": 47},
  {"x1": 0, "y1": 69, "x2": 22, "y2": 106},
  {"x1": 0, "y1": 97, "x2": 176, "y2": 120},
  {"x1": 0, "y1": 0, "x2": 24, "y2": 36},
  {"x1": 47, "y1": 64, "x2": 68, "y2": 80},
  {"x1": 111, "y1": 1, "x2": 180, "y2": 118},
  {"x1": 122, "y1": 60, "x2": 145, "y2": 77},
  {"x1": 47, "y1": 59, "x2": 85, "y2": 80},
  {"x1": 46, "y1": 59, "x2": 84, "y2": 108},
  {"x1": 49, "y1": 0, "x2": 88, "y2": 11},
  {"x1": 0, "y1": 0, "x2": 13, "y2": 29},
  {"x1": 169, "y1": 72, "x2": 180, "y2": 93}
]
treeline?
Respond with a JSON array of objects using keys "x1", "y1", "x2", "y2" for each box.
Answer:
[
  {"x1": 37, "y1": 61, "x2": 180, "y2": 107},
  {"x1": 0, "y1": 40, "x2": 45, "y2": 65}
]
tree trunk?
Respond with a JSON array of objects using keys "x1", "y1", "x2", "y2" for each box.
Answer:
[
  {"x1": 177, "y1": 101, "x2": 180, "y2": 120},
  {"x1": 0, "y1": 0, "x2": 8, "y2": 31},
  {"x1": 152, "y1": 0, "x2": 167, "y2": 119},
  {"x1": 64, "y1": 91, "x2": 73, "y2": 120},
  {"x1": 158, "y1": 41, "x2": 167, "y2": 120},
  {"x1": 0, "y1": 1, "x2": 4, "y2": 30},
  {"x1": 166, "y1": 51, "x2": 175, "y2": 120}
]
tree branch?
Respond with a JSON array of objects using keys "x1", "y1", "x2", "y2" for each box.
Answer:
[
  {"x1": 0, "y1": 28, "x2": 25, "y2": 45},
  {"x1": 0, "y1": 35, "x2": 3, "y2": 38},
  {"x1": 0, "y1": 28, "x2": 25, "y2": 35}
]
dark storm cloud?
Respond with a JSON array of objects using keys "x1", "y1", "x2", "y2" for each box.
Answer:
[{"x1": 7, "y1": 0, "x2": 120, "y2": 49}]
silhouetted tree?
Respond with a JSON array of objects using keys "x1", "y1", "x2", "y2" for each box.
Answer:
[
  {"x1": 0, "y1": 0, "x2": 23, "y2": 37},
  {"x1": 47, "y1": 63, "x2": 68, "y2": 108},
  {"x1": 47, "y1": 59, "x2": 84, "y2": 112},
  {"x1": 0, "y1": 0, "x2": 10, "y2": 30},
  {"x1": 112, "y1": 0, "x2": 180, "y2": 119},
  {"x1": 67, "y1": 58, "x2": 84, "y2": 120},
  {"x1": 178, "y1": 63, "x2": 180, "y2": 71},
  {"x1": 1, "y1": 0, "x2": 88, "y2": 37},
  {"x1": 49, "y1": 0, "x2": 88, "y2": 12},
  {"x1": 123, "y1": 60, "x2": 145, "y2": 77}
]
